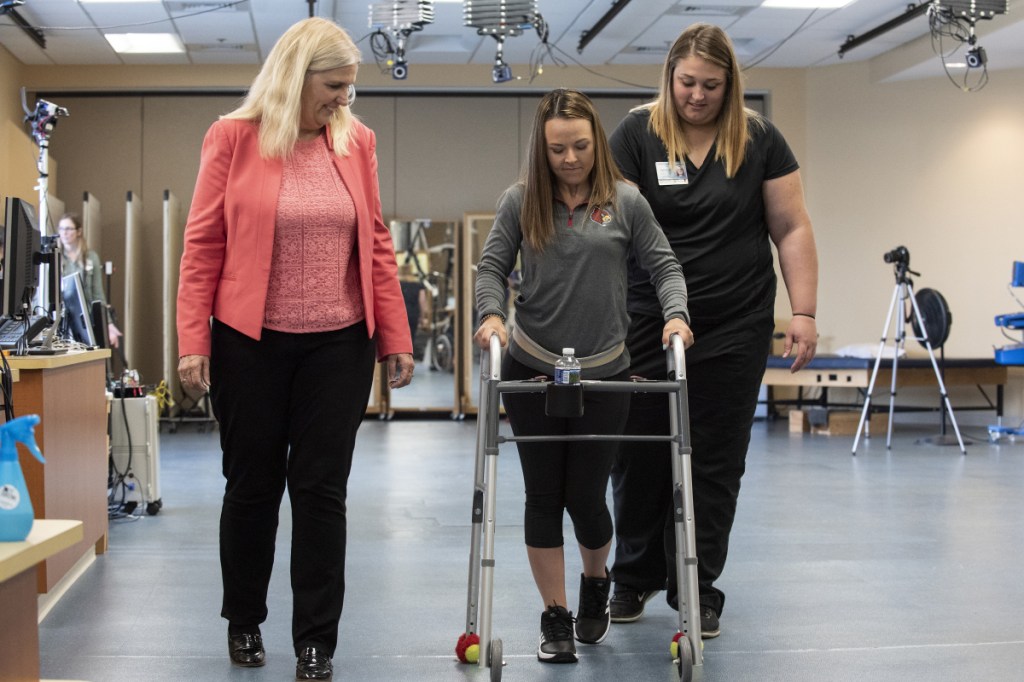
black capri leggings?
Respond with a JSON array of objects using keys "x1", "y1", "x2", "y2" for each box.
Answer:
[{"x1": 501, "y1": 353, "x2": 631, "y2": 549}]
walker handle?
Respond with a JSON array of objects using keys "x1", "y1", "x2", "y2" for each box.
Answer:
[
  {"x1": 483, "y1": 332, "x2": 501, "y2": 380},
  {"x1": 667, "y1": 333, "x2": 686, "y2": 381}
]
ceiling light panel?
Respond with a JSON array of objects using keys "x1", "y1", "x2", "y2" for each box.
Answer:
[{"x1": 105, "y1": 32, "x2": 185, "y2": 53}]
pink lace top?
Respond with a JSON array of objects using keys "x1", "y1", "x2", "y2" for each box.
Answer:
[{"x1": 263, "y1": 134, "x2": 364, "y2": 333}]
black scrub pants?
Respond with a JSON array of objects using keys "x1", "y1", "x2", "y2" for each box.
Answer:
[
  {"x1": 610, "y1": 309, "x2": 774, "y2": 616},
  {"x1": 210, "y1": 319, "x2": 376, "y2": 657}
]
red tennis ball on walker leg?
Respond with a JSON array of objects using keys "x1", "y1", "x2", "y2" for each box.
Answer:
[
  {"x1": 671, "y1": 631, "x2": 685, "y2": 658},
  {"x1": 456, "y1": 632, "x2": 480, "y2": 663}
]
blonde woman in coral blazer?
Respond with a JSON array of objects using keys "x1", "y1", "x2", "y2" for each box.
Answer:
[
  {"x1": 176, "y1": 18, "x2": 412, "y2": 682},
  {"x1": 176, "y1": 117, "x2": 411, "y2": 366}
]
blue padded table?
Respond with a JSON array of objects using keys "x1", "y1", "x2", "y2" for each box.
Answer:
[{"x1": 762, "y1": 355, "x2": 1006, "y2": 417}]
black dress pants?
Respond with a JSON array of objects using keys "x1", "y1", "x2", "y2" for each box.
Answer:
[
  {"x1": 210, "y1": 319, "x2": 376, "y2": 657},
  {"x1": 610, "y1": 309, "x2": 774, "y2": 615}
]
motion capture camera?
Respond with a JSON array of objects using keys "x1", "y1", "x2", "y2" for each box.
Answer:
[
  {"x1": 883, "y1": 245, "x2": 910, "y2": 266},
  {"x1": 25, "y1": 98, "x2": 69, "y2": 144},
  {"x1": 391, "y1": 59, "x2": 408, "y2": 80},
  {"x1": 966, "y1": 46, "x2": 987, "y2": 69},
  {"x1": 492, "y1": 61, "x2": 512, "y2": 84}
]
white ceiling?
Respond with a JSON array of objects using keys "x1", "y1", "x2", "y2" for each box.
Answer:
[{"x1": 0, "y1": 0, "x2": 1021, "y2": 83}]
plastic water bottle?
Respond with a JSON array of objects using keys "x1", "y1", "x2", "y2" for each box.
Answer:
[{"x1": 554, "y1": 348, "x2": 581, "y2": 385}]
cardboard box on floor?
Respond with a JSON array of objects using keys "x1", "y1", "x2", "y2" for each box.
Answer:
[{"x1": 789, "y1": 408, "x2": 879, "y2": 436}]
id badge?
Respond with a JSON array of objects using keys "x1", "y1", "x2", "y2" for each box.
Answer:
[{"x1": 656, "y1": 160, "x2": 688, "y2": 186}]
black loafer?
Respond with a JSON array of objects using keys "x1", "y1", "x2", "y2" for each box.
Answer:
[
  {"x1": 296, "y1": 646, "x2": 333, "y2": 680},
  {"x1": 228, "y1": 633, "x2": 265, "y2": 667}
]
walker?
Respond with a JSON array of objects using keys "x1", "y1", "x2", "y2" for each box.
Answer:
[{"x1": 455, "y1": 334, "x2": 702, "y2": 681}]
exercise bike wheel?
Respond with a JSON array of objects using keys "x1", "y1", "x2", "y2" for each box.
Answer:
[
  {"x1": 676, "y1": 636, "x2": 693, "y2": 682},
  {"x1": 489, "y1": 638, "x2": 503, "y2": 682},
  {"x1": 432, "y1": 334, "x2": 453, "y2": 372}
]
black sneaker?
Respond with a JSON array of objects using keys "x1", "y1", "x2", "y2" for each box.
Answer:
[
  {"x1": 575, "y1": 571, "x2": 611, "y2": 644},
  {"x1": 538, "y1": 605, "x2": 578, "y2": 663},
  {"x1": 700, "y1": 606, "x2": 720, "y2": 639},
  {"x1": 609, "y1": 586, "x2": 659, "y2": 623}
]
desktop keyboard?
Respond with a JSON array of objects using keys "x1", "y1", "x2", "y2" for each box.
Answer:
[{"x1": 0, "y1": 316, "x2": 50, "y2": 349}]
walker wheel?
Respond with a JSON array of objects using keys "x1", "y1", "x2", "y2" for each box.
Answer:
[
  {"x1": 489, "y1": 638, "x2": 503, "y2": 682},
  {"x1": 675, "y1": 635, "x2": 693, "y2": 682}
]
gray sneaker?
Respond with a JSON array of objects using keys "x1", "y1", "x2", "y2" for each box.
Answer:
[
  {"x1": 609, "y1": 586, "x2": 659, "y2": 623},
  {"x1": 575, "y1": 572, "x2": 611, "y2": 644},
  {"x1": 538, "y1": 605, "x2": 577, "y2": 663}
]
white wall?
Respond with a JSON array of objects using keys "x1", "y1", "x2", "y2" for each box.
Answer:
[{"x1": 806, "y1": 62, "x2": 1024, "y2": 356}]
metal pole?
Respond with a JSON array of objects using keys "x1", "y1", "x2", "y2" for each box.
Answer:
[
  {"x1": 852, "y1": 282, "x2": 901, "y2": 454},
  {"x1": 886, "y1": 282, "x2": 909, "y2": 449}
]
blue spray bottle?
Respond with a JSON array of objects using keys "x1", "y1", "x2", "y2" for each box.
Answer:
[{"x1": 0, "y1": 414, "x2": 45, "y2": 542}]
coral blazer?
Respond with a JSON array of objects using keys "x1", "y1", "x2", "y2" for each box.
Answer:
[{"x1": 177, "y1": 117, "x2": 412, "y2": 360}]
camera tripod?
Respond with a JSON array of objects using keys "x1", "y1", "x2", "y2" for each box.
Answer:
[{"x1": 851, "y1": 255, "x2": 966, "y2": 455}]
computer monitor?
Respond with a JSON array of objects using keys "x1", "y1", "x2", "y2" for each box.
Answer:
[
  {"x1": 61, "y1": 272, "x2": 96, "y2": 347},
  {"x1": 2, "y1": 197, "x2": 41, "y2": 320},
  {"x1": 90, "y1": 299, "x2": 109, "y2": 350}
]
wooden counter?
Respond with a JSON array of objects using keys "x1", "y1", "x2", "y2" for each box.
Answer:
[
  {"x1": 0, "y1": 520, "x2": 83, "y2": 682},
  {"x1": 5, "y1": 350, "x2": 111, "y2": 593}
]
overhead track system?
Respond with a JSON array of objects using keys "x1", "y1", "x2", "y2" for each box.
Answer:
[
  {"x1": 0, "y1": 0, "x2": 45, "y2": 49},
  {"x1": 838, "y1": 2, "x2": 931, "y2": 58},
  {"x1": 577, "y1": 0, "x2": 632, "y2": 54}
]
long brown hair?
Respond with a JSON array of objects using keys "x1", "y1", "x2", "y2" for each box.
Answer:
[
  {"x1": 644, "y1": 23, "x2": 761, "y2": 178},
  {"x1": 519, "y1": 88, "x2": 621, "y2": 251}
]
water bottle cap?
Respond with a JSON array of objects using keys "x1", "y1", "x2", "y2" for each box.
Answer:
[{"x1": 562, "y1": 348, "x2": 574, "y2": 355}]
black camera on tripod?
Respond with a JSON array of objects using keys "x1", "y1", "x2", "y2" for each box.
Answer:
[{"x1": 883, "y1": 245, "x2": 910, "y2": 267}]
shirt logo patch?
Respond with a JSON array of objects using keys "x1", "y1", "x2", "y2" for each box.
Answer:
[{"x1": 590, "y1": 207, "x2": 613, "y2": 225}]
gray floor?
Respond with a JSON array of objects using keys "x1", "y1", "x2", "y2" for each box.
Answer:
[{"x1": 38, "y1": 415, "x2": 1024, "y2": 681}]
